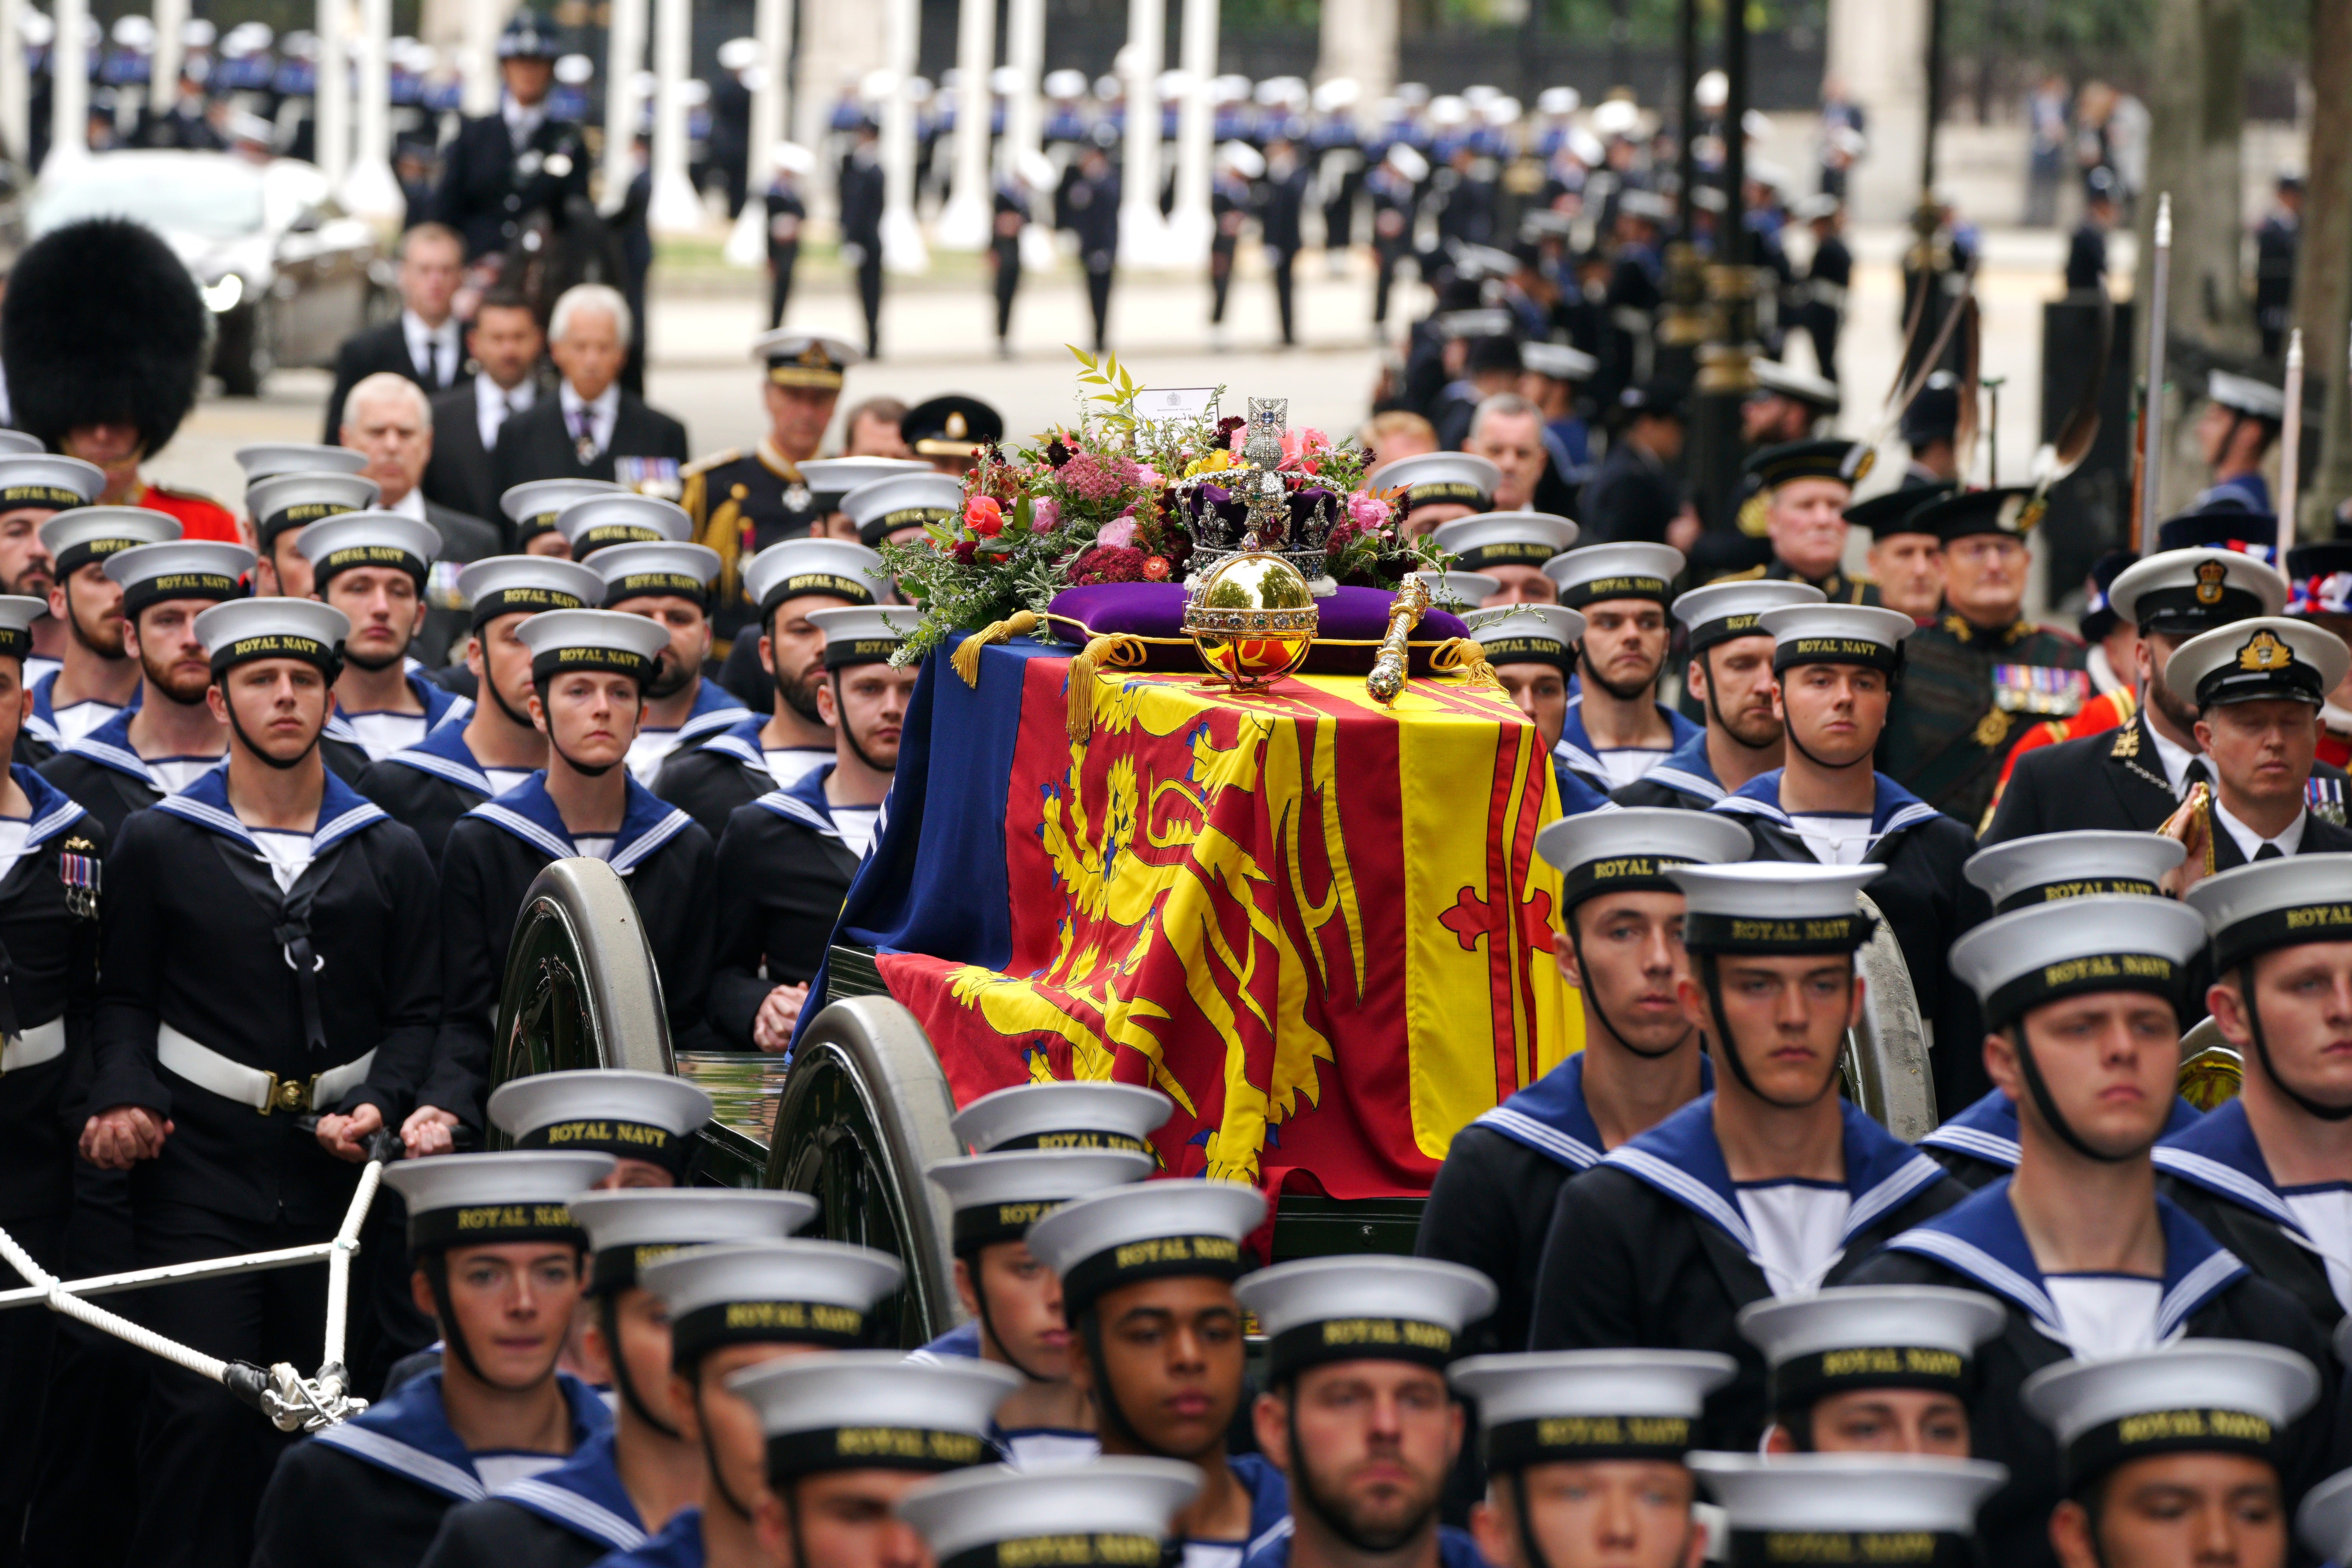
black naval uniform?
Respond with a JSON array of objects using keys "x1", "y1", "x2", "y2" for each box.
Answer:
[
  {"x1": 430, "y1": 105, "x2": 593, "y2": 261},
  {"x1": 679, "y1": 442, "x2": 829, "y2": 653},
  {"x1": 1366, "y1": 162, "x2": 1417, "y2": 328},
  {"x1": 651, "y1": 716, "x2": 829, "y2": 844},
  {"x1": 2206, "y1": 806, "x2": 2352, "y2": 870},
  {"x1": 354, "y1": 723, "x2": 512, "y2": 865},
  {"x1": 1069, "y1": 162, "x2": 1120, "y2": 353},
  {"x1": 36, "y1": 708, "x2": 176, "y2": 843},
  {"x1": 1797, "y1": 229, "x2": 1851, "y2": 380},
  {"x1": 991, "y1": 180, "x2": 1027, "y2": 345},
  {"x1": 765, "y1": 181, "x2": 805, "y2": 330},
  {"x1": 839, "y1": 147, "x2": 887, "y2": 356},
  {"x1": 1577, "y1": 439, "x2": 1682, "y2": 546},
  {"x1": 1261, "y1": 157, "x2": 1309, "y2": 348},
  {"x1": 707, "y1": 771, "x2": 863, "y2": 1049},
  {"x1": 1981, "y1": 708, "x2": 2182, "y2": 841},
  {"x1": 2157, "y1": 1098, "x2": 2346, "y2": 1335},
  {"x1": 89, "y1": 770, "x2": 440, "y2": 1568},
  {"x1": 1877, "y1": 612, "x2": 2088, "y2": 829}
]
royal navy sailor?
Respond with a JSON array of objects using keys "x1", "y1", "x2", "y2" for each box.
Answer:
[
  {"x1": 81, "y1": 595, "x2": 445, "y2": 1568},
  {"x1": 502, "y1": 478, "x2": 626, "y2": 558},
  {"x1": 1846, "y1": 894, "x2": 2333, "y2": 1568},
  {"x1": 0, "y1": 452, "x2": 107, "y2": 698},
  {"x1": 556, "y1": 492, "x2": 694, "y2": 564},
  {"x1": 2193, "y1": 370, "x2": 2287, "y2": 516},
  {"x1": 1462, "y1": 603, "x2": 1610, "y2": 815},
  {"x1": 1543, "y1": 543, "x2": 1701, "y2": 796},
  {"x1": 298, "y1": 510, "x2": 472, "y2": 773},
  {"x1": 1526, "y1": 863, "x2": 1969, "y2": 1448},
  {"x1": 18, "y1": 476, "x2": 145, "y2": 757},
  {"x1": 1382, "y1": 453, "x2": 1501, "y2": 541},
  {"x1": 1686, "y1": 1452, "x2": 2007, "y2": 1568},
  {"x1": 839, "y1": 469, "x2": 965, "y2": 553},
  {"x1": 1430, "y1": 512, "x2": 1578, "y2": 606},
  {"x1": 250, "y1": 1151, "x2": 618, "y2": 1568},
  {"x1": 895, "y1": 1460, "x2": 1205, "y2": 1568},
  {"x1": 1614, "y1": 580, "x2": 1824, "y2": 811},
  {"x1": 1737, "y1": 1286, "x2": 2005, "y2": 1456},
  {"x1": 356, "y1": 556, "x2": 603, "y2": 861},
  {"x1": 246, "y1": 467, "x2": 385, "y2": 599},
  {"x1": 2158, "y1": 617, "x2": 2352, "y2": 877},
  {"x1": 588, "y1": 539, "x2": 752, "y2": 783},
  {"x1": 1418, "y1": 809, "x2": 1751, "y2": 1354}
]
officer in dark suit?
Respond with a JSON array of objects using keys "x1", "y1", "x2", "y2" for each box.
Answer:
[
  {"x1": 427, "y1": 11, "x2": 591, "y2": 262},
  {"x1": 1578, "y1": 379, "x2": 1687, "y2": 546},
  {"x1": 489, "y1": 285, "x2": 689, "y2": 496},
  {"x1": 1260, "y1": 136, "x2": 1310, "y2": 348},
  {"x1": 2162, "y1": 616, "x2": 2352, "y2": 873},
  {"x1": 2064, "y1": 169, "x2": 2119, "y2": 296},
  {"x1": 1067, "y1": 131, "x2": 1121, "y2": 355},
  {"x1": 1366, "y1": 143, "x2": 1426, "y2": 334},
  {"x1": 838, "y1": 120, "x2": 887, "y2": 358},
  {"x1": 1208, "y1": 141, "x2": 1260, "y2": 341},
  {"x1": 2255, "y1": 172, "x2": 2301, "y2": 358},
  {"x1": 421, "y1": 290, "x2": 548, "y2": 526},
  {"x1": 1793, "y1": 194, "x2": 1851, "y2": 381},
  {"x1": 763, "y1": 144, "x2": 813, "y2": 330},
  {"x1": 320, "y1": 223, "x2": 469, "y2": 445}
]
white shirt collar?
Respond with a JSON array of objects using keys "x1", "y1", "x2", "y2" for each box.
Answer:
[
  {"x1": 559, "y1": 381, "x2": 619, "y2": 421},
  {"x1": 2147, "y1": 721, "x2": 2199, "y2": 798},
  {"x1": 476, "y1": 374, "x2": 535, "y2": 449},
  {"x1": 387, "y1": 486, "x2": 429, "y2": 522},
  {"x1": 503, "y1": 95, "x2": 546, "y2": 143},
  {"x1": 401, "y1": 309, "x2": 459, "y2": 385},
  {"x1": 2212, "y1": 797, "x2": 2307, "y2": 862}
]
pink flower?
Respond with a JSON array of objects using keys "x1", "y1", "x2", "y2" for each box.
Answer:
[
  {"x1": 1030, "y1": 497, "x2": 1060, "y2": 533},
  {"x1": 1226, "y1": 423, "x2": 1333, "y2": 472},
  {"x1": 1346, "y1": 491, "x2": 1392, "y2": 531},
  {"x1": 1096, "y1": 515, "x2": 1139, "y2": 549},
  {"x1": 1057, "y1": 450, "x2": 1139, "y2": 503},
  {"x1": 1134, "y1": 466, "x2": 1163, "y2": 488}
]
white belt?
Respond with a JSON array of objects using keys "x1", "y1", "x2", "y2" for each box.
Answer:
[
  {"x1": 157, "y1": 1023, "x2": 375, "y2": 1116},
  {"x1": 0, "y1": 1017, "x2": 65, "y2": 1075},
  {"x1": 1808, "y1": 279, "x2": 1848, "y2": 309}
]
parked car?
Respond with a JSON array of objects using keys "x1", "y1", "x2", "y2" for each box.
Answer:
[{"x1": 25, "y1": 150, "x2": 391, "y2": 396}]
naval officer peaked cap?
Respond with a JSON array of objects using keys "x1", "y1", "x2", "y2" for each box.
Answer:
[
  {"x1": 2107, "y1": 546, "x2": 2290, "y2": 636},
  {"x1": 1024, "y1": 1180, "x2": 1267, "y2": 1316},
  {"x1": 515, "y1": 607, "x2": 671, "y2": 683},
  {"x1": 487, "y1": 1068, "x2": 716, "y2": 1175},
  {"x1": 1236, "y1": 1256, "x2": 1497, "y2": 1382},
  {"x1": 1670, "y1": 578, "x2": 1825, "y2": 653},
  {"x1": 641, "y1": 1239, "x2": 905, "y2": 1363},
  {"x1": 1432, "y1": 511, "x2": 1580, "y2": 572},
  {"x1": 1536, "y1": 806, "x2": 1754, "y2": 910},
  {"x1": 1467, "y1": 603, "x2": 1586, "y2": 672},
  {"x1": 1759, "y1": 602, "x2": 1916, "y2": 675},
  {"x1": 1688, "y1": 1453, "x2": 2009, "y2": 1562},
  {"x1": 1737, "y1": 1286, "x2": 2007, "y2": 1417},
  {"x1": 0, "y1": 596, "x2": 44, "y2": 661},
  {"x1": 383, "y1": 1149, "x2": 615, "y2": 1250},
  {"x1": 745, "y1": 537, "x2": 885, "y2": 614},
  {"x1": 1450, "y1": 1349, "x2": 1736, "y2": 1468},
  {"x1": 1378, "y1": 452, "x2": 1499, "y2": 513},
  {"x1": 926, "y1": 1149, "x2": 1157, "y2": 1251},
  {"x1": 1947, "y1": 894, "x2": 2209, "y2": 1031},
  {"x1": 554, "y1": 492, "x2": 692, "y2": 557},
  {"x1": 895, "y1": 1458, "x2": 1204, "y2": 1568},
  {"x1": 234, "y1": 442, "x2": 369, "y2": 482},
  {"x1": 951, "y1": 1080, "x2": 1175, "y2": 1155},
  {"x1": 1665, "y1": 862, "x2": 1885, "y2": 956},
  {"x1": 195, "y1": 597, "x2": 350, "y2": 677},
  {"x1": 2165, "y1": 615, "x2": 2350, "y2": 711},
  {"x1": 1543, "y1": 542, "x2": 1683, "y2": 609},
  {"x1": 458, "y1": 554, "x2": 606, "y2": 628},
  {"x1": 1963, "y1": 831, "x2": 2187, "y2": 913},
  {"x1": 2186, "y1": 854, "x2": 2352, "y2": 972},
  {"x1": 2023, "y1": 1342, "x2": 2318, "y2": 1489},
  {"x1": 729, "y1": 1351, "x2": 1018, "y2": 1479},
  {"x1": 570, "y1": 1187, "x2": 818, "y2": 1293}
]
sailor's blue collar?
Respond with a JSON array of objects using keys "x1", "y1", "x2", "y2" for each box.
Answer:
[
  {"x1": 1225, "y1": 1452, "x2": 1291, "y2": 1552},
  {"x1": 312, "y1": 1368, "x2": 610, "y2": 1504},
  {"x1": 379, "y1": 720, "x2": 494, "y2": 797},
  {"x1": 1602, "y1": 1093, "x2": 1948, "y2": 1260},
  {"x1": 1884, "y1": 1179, "x2": 2247, "y2": 1346},
  {"x1": 618, "y1": 1506, "x2": 703, "y2": 1568},
  {"x1": 1641, "y1": 727, "x2": 1726, "y2": 804},
  {"x1": 1925, "y1": 1088, "x2": 2201, "y2": 1172},
  {"x1": 1554, "y1": 695, "x2": 1702, "y2": 789},
  {"x1": 56, "y1": 704, "x2": 186, "y2": 790},
  {"x1": 697, "y1": 713, "x2": 772, "y2": 771},
  {"x1": 753, "y1": 762, "x2": 845, "y2": 842},
  {"x1": 490, "y1": 1425, "x2": 646, "y2": 1551},
  {"x1": 2156, "y1": 1098, "x2": 2305, "y2": 1235},
  {"x1": 672, "y1": 677, "x2": 753, "y2": 743},
  {"x1": 325, "y1": 669, "x2": 471, "y2": 748},
  {"x1": 27, "y1": 668, "x2": 138, "y2": 746},
  {"x1": 466, "y1": 769, "x2": 696, "y2": 874},
  {"x1": 152, "y1": 762, "x2": 390, "y2": 855},
  {"x1": 9, "y1": 764, "x2": 87, "y2": 853},
  {"x1": 1711, "y1": 768, "x2": 1944, "y2": 838},
  {"x1": 1473, "y1": 1052, "x2": 1715, "y2": 1171}
]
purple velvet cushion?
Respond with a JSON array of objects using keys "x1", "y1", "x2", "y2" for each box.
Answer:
[{"x1": 1044, "y1": 581, "x2": 1472, "y2": 678}]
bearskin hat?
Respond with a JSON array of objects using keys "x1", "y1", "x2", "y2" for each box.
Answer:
[{"x1": 2, "y1": 217, "x2": 210, "y2": 457}]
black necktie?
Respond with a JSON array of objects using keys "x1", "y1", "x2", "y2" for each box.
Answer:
[
  {"x1": 2183, "y1": 758, "x2": 2211, "y2": 796},
  {"x1": 2256, "y1": 842, "x2": 2284, "y2": 861}
]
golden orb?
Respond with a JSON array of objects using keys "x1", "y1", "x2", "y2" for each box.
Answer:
[{"x1": 1182, "y1": 551, "x2": 1319, "y2": 690}]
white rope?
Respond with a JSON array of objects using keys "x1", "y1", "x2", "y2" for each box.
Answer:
[{"x1": 0, "y1": 1220, "x2": 231, "y2": 1384}]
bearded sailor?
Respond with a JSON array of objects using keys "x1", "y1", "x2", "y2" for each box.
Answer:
[
  {"x1": 1543, "y1": 544, "x2": 1699, "y2": 797},
  {"x1": 22, "y1": 489, "x2": 159, "y2": 759},
  {"x1": 0, "y1": 452, "x2": 108, "y2": 699},
  {"x1": 1614, "y1": 579, "x2": 1824, "y2": 810}
]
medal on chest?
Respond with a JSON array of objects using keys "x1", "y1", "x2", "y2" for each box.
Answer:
[
  {"x1": 783, "y1": 482, "x2": 813, "y2": 514},
  {"x1": 58, "y1": 836, "x2": 98, "y2": 920}
]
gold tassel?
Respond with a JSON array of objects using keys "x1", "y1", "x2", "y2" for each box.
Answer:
[
  {"x1": 1430, "y1": 637, "x2": 1497, "y2": 688},
  {"x1": 1065, "y1": 634, "x2": 1146, "y2": 741},
  {"x1": 950, "y1": 611, "x2": 1044, "y2": 686}
]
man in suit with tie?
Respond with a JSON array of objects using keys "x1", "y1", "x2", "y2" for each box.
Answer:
[
  {"x1": 489, "y1": 283, "x2": 689, "y2": 497},
  {"x1": 338, "y1": 373, "x2": 505, "y2": 669},
  {"x1": 319, "y1": 223, "x2": 469, "y2": 444},
  {"x1": 421, "y1": 288, "x2": 546, "y2": 526}
]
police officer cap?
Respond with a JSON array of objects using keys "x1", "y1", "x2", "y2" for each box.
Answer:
[
  {"x1": 745, "y1": 537, "x2": 884, "y2": 616},
  {"x1": 1671, "y1": 579, "x2": 1825, "y2": 653},
  {"x1": 1947, "y1": 895, "x2": 2208, "y2": 1031},
  {"x1": 2287, "y1": 541, "x2": 2352, "y2": 617},
  {"x1": 1617, "y1": 377, "x2": 1686, "y2": 419},
  {"x1": 0, "y1": 455, "x2": 102, "y2": 517},
  {"x1": 0, "y1": 597, "x2": 45, "y2": 663},
  {"x1": 458, "y1": 554, "x2": 605, "y2": 628},
  {"x1": 1737, "y1": 1286, "x2": 2005, "y2": 1420},
  {"x1": 2107, "y1": 547, "x2": 2289, "y2": 635},
  {"x1": 2156, "y1": 507, "x2": 2279, "y2": 555},
  {"x1": 1536, "y1": 807, "x2": 1752, "y2": 911},
  {"x1": 502, "y1": 477, "x2": 626, "y2": 542},
  {"x1": 555, "y1": 494, "x2": 692, "y2": 558},
  {"x1": 1238, "y1": 1256, "x2": 1496, "y2": 1383},
  {"x1": 294, "y1": 510, "x2": 441, "y2": 586},
  {"x1": 383, "y1": 1149, "x2": 614, "y2": 1251},
  {"x1": 498, "y1": 8, "x2": 559, "y2": 58},
  {"x1": 1748, "y1": 361, "x2": 1843, "y2": 416},
  {"x1": 1843, "y1": 481, "x2": 1955, "y2": 542},
  {"x1": 2186, "y1": 854, "x2": 2352, "y2": 973},
  {"x1": 730, "y1": 1352, "x2": 1017, "y2": 1481},
  {"x1": 798, "y1": 456, "x2": 929, "y2": 509},
  {"x1": 2298, "y1": 1468, "x2": 2352, "y2": 1563},
  {"x1": 1432, "y1": 511, "x2": 1578, "y2": 572},
  {"x1": 2207, "y1": 370, "x2": 2287, "y2": 425},
  {"x1": 593, "y1": 541, "x2": 722, "y2": 612},
  {"x1": 1759, "y1": 603, "x2": 1915, "y2": 676},
  {"x1": 752, "y1": 330, "x2": 862, "y2": 390},
  {"x1": 927, "y1": 1149, "x2": 1158, "y2": 1251},
  {"x1": 903, "y1": 396, "x2": 1004, "y2": 459},
  {"x1": 0, "y1": 430, "x2": 40, "y2": 456},
  {"x1": 1521, "y1": 341, "x2": 1597, "y2": 382},
  {"x1": 1543, "y1": 542, "x2": 1681, "y2": 610},
  {"x1": 1666, "y1": 862, "x2": 1885, "y2": 956},
  {"x1": 514, "y1": 606, "x2": 670, "y2": 684},
  {"x1": 487, "y1": 1068, "x2": 715, "y2": 1175},
  {"x1": 841, "y1": 472, "x2": 965, "y2": 549},
  {"x1": 1411, "y1": 571, "x2": 1501, "y2": 606},
  {"x1": 642, "y1": 1239, "x2": 905, "y2": 1367},
  {"x1": 1906, "y1": 484, "x2": 2049, "y2": 546},
  {"x1": 951, "y1": 1080, "x2": 1174, "y2": 1155},
  {"x1": 194, "y1": 597, "x2": 348, "y2": 678},
  {"x1": 1964, "y1": 831, "x2": 2187, "y2": 913},
  {"x1": 104, "y1": 539, "x2": 255, "y2": 618},
  {"x1": 1690, "y1": 1454, "x2": 2009, "y2": 1550},
  {"x1": 2165, "y1": 615, "x2": 2349, "y2": 711},
  {"x1": 39, "y1": 504, "x2": 177, "y2": 578},
  {"x1": 1451, "y1": 1350, "x2": 1735, "y2": 1469},
  {"x1": 895, "y1": 1459, "x2": 1204, "y2": 1568},
  {"x1": 1466, "y1": 604, "x2": 1585, "y2": 673},
  {"x1": 569, "y1": 1187, "x2": 817, "y2": 1294},
  {"x1": 806, "y1": 604, "x2": 906, "y2": 670},
  {"x1": 1024, "y1": 1181, "x2": 1266, "y2": 1317},
  {"x1": 245, "y1": 471, "x2": 382, "y2": 550},
  {"x1": 1901, "y1": 372, "x2": 1961, "y2": 446},
  {"x1": 2023, "y1": 1343, "x2": 2318, "y2": 1490},
  {"x1": 1740, "y1": 437, "x2": 1869, "y2": 491},
  {"x1": 234, "y1": 442, "x2": 368, "y2": 482},
  {"x1": 1379, "y1": 452, "x2": 1499, "y2": 514}
]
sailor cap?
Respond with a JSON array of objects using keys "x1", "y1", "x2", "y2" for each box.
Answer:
[
  {"x1": 2297, "y1": 1467, "x2": 2352, "y2": 1563},
  {"x1": 840, "y1": 472, "x2": 965, "y2": 550},
  {"x1": 1737, "y1": 1286, "x2": 2006, "y2": 1417},
  {"x1": 1666, "y1": 862, "x2": 1885, "y2": 956},
  {"x1": 487, "y1": 1069, "x2": 715, "y2": 1174},
  {"x1": 1432, "y1": 511, "x2": 1579, "y2": 571},
  {"x1": 1904, "y1": 485, "x2": 2048, "y2": 545},
  {"x1": 555, "y1": 494, "x2": 693, "y2": 557},
  {"x1": 245, "y1": 471, "x2": 382, "y2": 549},
  {"x1": 104, "y1": 540, "x2": 256, "y2": 617},
  {"x1": 0, "y1": 431, "x2": 34, "y2": 456},
  {"x1": 502, "y1": 477, "x2": 626, "y2": 541},
  {"x1": 294, "y1": 510, "x2": 441, "y2": 585},
  {"x1": 515, "y1": 607, "x2": 671, "y2": 683},
  {"x1": 1024, "y1": 1181, "x2": 1266, "y2": 1316},
  {"x1": 1536, "y1": 806, "x2": 1753, "y2": 911},
  {"x1": 570, "y1": 1188, "x2": 818, "y2": 1293},
  {"x1": 1451, "y1": 1350, "x2": 1735, "y2": 1468},
  {"x1": 1689, "y1": 1454, "x2": 2009, "y2": 1550},
  {"x1": 641, "y1": 1240, "x2": 906, "y2": 1365},
  {"x1": 895, "y1": 1459, "x2": 1203, "y2": 1568},
  {"x1": 1742, "y1": 437, "x2": 1868, "y2": 489},
  {"x1": 951, "y1": 1081, "x2": 1174, "y2": 1156},
  {"x1": 1948, "y1": 895, "x2": 2209, "y2": 1031},
  {"x1": 457, "y1": 555, "x2": 606, "y2": 626},
  {"x1": 745, "y1": 537, "x2": 885, "y2": 614},
  {"x1": 1671, "y1": 579, "x2": 1825, "y2": 653},
  {"x1": 1543, "y1": 542, "x2": 1682, "y2": 608},
  {"x1": 194, "y1": 597, "x2": 348, "y2": 676},
  {"x1": 927, "y1": 1149, "x2": 1157, "y2": 1252},
  {"x1": 593, "y1": 541, "x2": 722, "y2": 610},
  {"x1": 2185, "y1": 854, "x2": 2352, "y2": 972},
  {"x1": 39, "y1": 504, "x2": 178, "y2": 577},
  {"x1": 2023, "y1": 1343, "x2": 2318, "y2": 1488},
  {"x1": 1236, "y1": 1256, "x2": 1496, "y2": 1381},
  {"x1": 1844, "y1": 483, "x2": 1955, "y2": 541},
  {"x1": 2107, "y1": 547, "x2": 2289, "y2": 635},
  {"x1": 1761, "y1": 602, "x2": 1915, "y2": 675},
  {"x1": 1379, "y1": 452, "x2": 1499, "y2": 513},
  {"x1": 1963, "y1": 831, "x2": 2187, "y2": 914},
  {"x1": 2165, "y1": 615, "x2": 2348, "y2": 711},
  {"x1": 1467, "y1": 604, "x2": 1586, "y2": 671},
  {"x1": 383, "y1": 1150, "x2": 614, "y2": 1251},
  {"x1": 807, "y1": 604, "x2": 909, "y2": 669},
  {"x1": 2207, "y1": 369, "x2": 2287, "y2": 423},
  {"x1": 0, "y1": 455, "x2": 102, "y2": 515},
  {"x1": 0, "y1": 596, "x2": 44, "y2": 661},
  {"x1": 797, "y1": 457, "x2": 930, "y2": 508},
  {"x1": 234, "y1": 443, "x2": 368, "y2": 482},
  {"x1": 1436, "y1": 307, "x2": 1514, "y2": 340},
  {"x1": 1521, "y1": 341, "x2": 1598, "y2": 382},
  {"x1": 731, "y1": 1352, "x2": 1015, "y2": 1480},
  {"x1": 1411, "y1": 571, "x2": 1501, "y2": 608}
]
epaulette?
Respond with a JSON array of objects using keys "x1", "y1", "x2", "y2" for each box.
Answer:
[{"x1": 681, "y1": 449, "x2": 745, "y2": 479}]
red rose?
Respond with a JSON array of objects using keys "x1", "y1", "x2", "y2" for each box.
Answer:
[
  {"x1": 1142, "y1": 555, "x2": 1171, "y2": 581},
  {"x1": 964, "y1": 496, "x2": 1006, "y2": 537}
]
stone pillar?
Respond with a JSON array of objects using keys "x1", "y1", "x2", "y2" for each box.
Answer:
[
  {"x1": 149, "y1": 0, "x2": 184, "y2": 122},
  {"x1": 722, "y1": 0, "x2": 795, "y2": 263},
  {"x1": 1002, "y1": 0, "x2": 1056, "y2": 268},
  {"x1": 932, "y1": 0, "x2": 997, "y2": 249},
  {"x1": 1823, "y1": 0, "x2": 1928, "y2": 225},
  {"x1": 1117, "y1": 0, "x2": 1171, "y2": 260},
  {"x1": 2297, "y1": 0, "x2": 2352, "y2": 541},
  {"x1": 342, "y1": 0, "x2": 402, "y2": 218},
  {"x1": 1165, "y1": 0, "x2": 1216, "y2": 264},
  {"x1": 316, "y1": 0, "x2": 349, "y2": 187},
  {"x1": 1, "y1": 0, "x2": 30, "y2": 164},
  {"x1": 457, "y1": 0, "x2": 505, "y2": 116},
  {"x1": 48, "y1": 0, "x2": 87, "y2": 167},
  {"x1": 879, "y1": 0, "x2": 929, "y2": 271},
  {"x1": 1316, "y1": 0, "x2": 1396, "y2": 106},
  {"x1": 602, "y1": 0, "x2": 648, "y2": 214},
  {"x1": 648, "y1": 0, "x2": 703, "y2": 232}
]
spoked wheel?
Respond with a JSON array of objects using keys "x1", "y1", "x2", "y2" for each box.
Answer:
[
  {"x1": 1841, "y1": 890, "x2": 1937, "y2": 1141},
  {"x1": 492, "y1": 859, "x2": 674, "y2": 1084}
]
